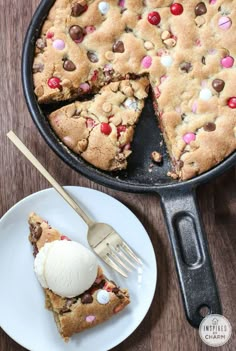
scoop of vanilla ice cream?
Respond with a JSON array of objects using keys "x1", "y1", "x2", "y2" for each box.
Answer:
[{"x1": 34, "y1": 240, "x2": 98, "y2": 298}]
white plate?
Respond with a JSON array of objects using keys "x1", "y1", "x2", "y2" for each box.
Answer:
[{"x1": 0, "y1": 186, "x2": 157, "y2": 351}]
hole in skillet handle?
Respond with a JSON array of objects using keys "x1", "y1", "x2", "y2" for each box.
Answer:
[{"x1": 198, "y1": 305, "x2": 211, "y2": 318}]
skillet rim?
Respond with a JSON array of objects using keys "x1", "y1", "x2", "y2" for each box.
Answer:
[{"x1": 22, "y1": 0, "x2": 236, "y2": 194}]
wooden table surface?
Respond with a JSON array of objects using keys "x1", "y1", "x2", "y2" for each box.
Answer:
[{"x1": 1, "y1": 1, "x2": 235, "y2": 350}]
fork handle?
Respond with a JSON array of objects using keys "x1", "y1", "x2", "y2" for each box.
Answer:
[{"x1": 7, "y1": 131, "x2": 94, "y2": 227}]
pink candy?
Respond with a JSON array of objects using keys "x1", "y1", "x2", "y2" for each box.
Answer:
[
  {"x1": 52, "y1": 39, "x2": 65, "y2": 50},
  {"x1": 141, "y1": 55, "x2": 152, "y2": 68},
  {"x1": 79, "y1": 83, "x2": 90, "y2": 93},
  {"x1": 221, "y1": 56, "x2": 234, "y2": 68},
  {"x1": 183, "y1": 132, "x2": 196, "y2": 144},
  {"x1": 118, "y1": 0, "x2": 125, "y2": 7},
  {"x1": 86, "y1": 315, "x2": 96, "y2": 323},
  {"x1": 85, "y1": 25, "x2": 96, "y2": 34},
  {"x1": 218, "y1": 16, "x2": 232, "y2": 30}
]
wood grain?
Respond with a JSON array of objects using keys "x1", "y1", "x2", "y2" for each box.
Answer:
[{"x1": 0, "y1": 1, "x2": 235, "y2": 350}]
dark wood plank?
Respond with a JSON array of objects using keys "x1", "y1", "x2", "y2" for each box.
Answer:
[{"x1": 0, "y1": 1, "x2": 235, "y2": 350}]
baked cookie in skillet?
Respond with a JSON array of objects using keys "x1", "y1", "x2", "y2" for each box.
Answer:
[{"x1": 33, "y1": 0, "x2": 236, "y2": 179}]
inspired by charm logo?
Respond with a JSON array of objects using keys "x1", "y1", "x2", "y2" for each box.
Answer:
[{"x1": 199, "y1": 314, "x2": 232, "y2": 347}]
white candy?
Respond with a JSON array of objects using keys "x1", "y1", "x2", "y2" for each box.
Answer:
[
  {"x1": 124, "y1": 98, "x2": 138, "y2": 110},
  {"x1": 160, "y1": 55, "x2": 173, "y2": 67},
  {"x1": 98, "y1": 1, "x2": 110, "y2": 15},
  {"x1": 97, "y1": 290, "x2": 110, "y2": 304},
  {"x1": 199, "y1": 88, "x2": 212, "y2": 101}
]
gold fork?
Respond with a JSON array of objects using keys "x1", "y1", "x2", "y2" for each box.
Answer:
[{"x1": 7, "y1": 131, "x2": 142, "y2": 277}]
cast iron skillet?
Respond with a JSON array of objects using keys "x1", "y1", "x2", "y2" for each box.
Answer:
[{"x1": 22, "y1": 0, "x2": 236, "y2": 328}]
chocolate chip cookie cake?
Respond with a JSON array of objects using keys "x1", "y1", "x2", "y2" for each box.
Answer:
[
  {"x1": 33, "y1": 0, "x2": 236, "y2": 180},
  {"x1": 29, "y1": 213, "x2": 130, "y2": 340}
]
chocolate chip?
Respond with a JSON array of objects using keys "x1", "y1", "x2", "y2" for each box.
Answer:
[
  {"x1": 117, "y1": 293, "x2": 125, "y2": 299},
  {"x1": 63, "y1": 59, "x2": 76, "y2": 71},
  {"x1": 112, "y1": 40, "x2": 125, "y2": 53},
  {"x1": 33, "y1": 63, "x2": 44, "y2": 73},
  {"x1": 112, "y1": 287, "x2": 120, "y2": 294},
  {"x1": 36, "y1": 38, "x2": 46, "y2": 50},
  {"x1": 202, "y1": 56, "x2": 206, "y2": 65},
  {"x1": 203, "y1": 122, "x2": 216, "y2": 132},
  {"x1": 195, "y1": 2, "x2": 207, "y2": 16},
  {"x1": 87, "y1": 51, "x2": 99, "y2": 63},
  {"x1": 69, "y1": 25, "x2": 83, "y2": 41},
  {"x1": 30, "y1": 224, "x2": 42, "y2": 241},
  {"x1": 81, "y1": 293, "x2": 93, "y2": 304},
  {"x1": 180, "y1": 62, "x2": 192, "y2": 73},
  {"x1": 212, "y1": 79, "x2": 225, "y2": 93},
  {"x1": 71, "y1": 3, "x2": 87, "y2": 16},
  {"x1": 125, "y1": 26, "x2": 133, "y2": 33}
]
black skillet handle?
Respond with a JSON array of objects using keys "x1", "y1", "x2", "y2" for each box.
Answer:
[{"x1": 159, "y1": 188, "x2": 222, "y2": 328}]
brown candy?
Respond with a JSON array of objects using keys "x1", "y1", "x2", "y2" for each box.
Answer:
[
  {"x1": 195, "y1": 2, "x2": 207, "y2": 16},
  {"x1": 212, "y1": 79, "x2": 225, "y2": 93},
  {"x1": 71, "y1": 3, "x2": 87, "y2": 16},
  {"x1": 69, "y1": 25, "x2": 83, "y2": 41},
  {"x1": 81, "y1": 293, "x2": 93, "y2": 304},
  {"x1": 87, "y1": 51, "x2": 99, "y2": 63},
  {"x1": 180, "y1": 62, "x2": 192, "y2": 73},
  {"x1": 112, "y1": 41, "x2": 125, "y2": 53},
  {"x1": 203, "y1": 122, "x2": 216, "y2": 132},
  {"x1": 36, "y1": 38, "x2": 46, "y2": 50},
  {"x1": 63, "y1": 59, "x2": 76, "y2": 71}
]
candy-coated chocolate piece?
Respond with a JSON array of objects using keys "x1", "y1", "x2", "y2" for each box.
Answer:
[
  {"x1": 79, "y1": 83, "x2": 90, "y2": 93},
  {"x1": 141, "y1": 55, "x2": 152, "y2": 68},
  {"x1": 218, "y1": 16, "x2": 232, "y2": 30},
  {"x1": 170, "y1": 3, "x2": 184, "y2": 16},
  {"x1": 71, "y1": 3, "x2": 88, "y2": 16},
  {"x1": 212, "y1": 79, "x2": 225, "y2": 92},
  {"x1": 48, "y1": 77, "x2": 61, "y2": 89},
  {"x1": 160, "y1": 55, "x2": 173, "y2": 67},
  {"x1": 69, "y1": 25, "x2": 83, "y2": 41},
  {"x1": 227, "y1": 97, "x2": 236, "y2": 109},
  {"x1": 86, "y1": 315, "x2": 96, "y2": 323},
  {"x1": 63, "y1": 59, "x2": 76, "y2": 71},
  {"x1": 98, "y1": 1, "x2": 109, "y2": 15},
  {"x1": 148, "y1": 11, "x2": 161, "y2": 25},
  {"x1": 53, "y1": 39, "x2": 65, "y2": 50},
  {"x1": 221, "y1": 56, "x2": 234, "y2": 68},
  {"x1": 195, "y1": 2, "x2": 207, "y2": 16},
  {"x1": 100, "y1": 122, "x2": 112, "y2": 135},
  {"x1": 46, "y1": 32, "x2": 54, "y2": 39},
  {"x1": 96, "y1": 289, "x2": 110, "y2": 304},
  {"x1": 183, "y1": 132, "x2": 196, "y2": 144},
  {"x1": 199, "y1": 88, "x2": 212, "y2": 101}
]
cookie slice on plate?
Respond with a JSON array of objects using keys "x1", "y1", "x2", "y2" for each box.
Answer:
[
  {"x1": 28, "y1": 212, "x2": 130, "y2": 341},
  {"x1": 49, "y1": 77, "x2": 149, "y2": 171}
]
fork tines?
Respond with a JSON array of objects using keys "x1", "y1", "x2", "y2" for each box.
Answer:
[{"x1": 94, "y1": 230, "x2": 142, "y2": 278}]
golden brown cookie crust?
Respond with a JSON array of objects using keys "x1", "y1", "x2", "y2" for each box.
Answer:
[
  {"x1": 33, "y1": 0, "x2": 236, "y2": 179},
  {"x1": 28, "y1": 212, "x2": 130, "y2": 340}
]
